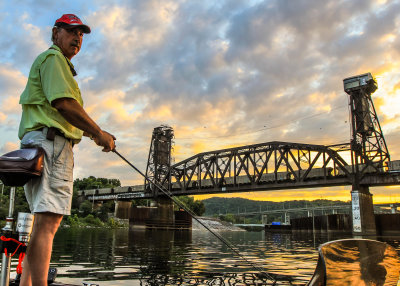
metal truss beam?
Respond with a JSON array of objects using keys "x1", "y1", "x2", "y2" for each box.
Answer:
[{"x1": 160, "y1": 141, "x2": 360, "y2": 195}]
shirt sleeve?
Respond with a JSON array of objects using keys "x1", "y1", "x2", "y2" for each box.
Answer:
[{"x1": 40, "y1": 53, "x2": 80, "y2": 104}]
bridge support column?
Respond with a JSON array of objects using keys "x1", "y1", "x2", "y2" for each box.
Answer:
[
  {"x1": 262, "y1": 214, "x2": 268, "y2": 225},
  {"x1": 284, "y1": 212, "x2": 290, "y2": 225},
  {"x1": 115, "y1": 201, "x2": 131, "y2": 219},
  {"x1": 351, "y1": 185, "x2": 376, "y2": 235},
  {"x1": 153, "y1": 197, "x2": 175, "y2": 227}
]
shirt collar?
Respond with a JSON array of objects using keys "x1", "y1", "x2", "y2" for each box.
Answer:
[
  {"x1": 50, "y1": 44, "x2": 77, "y2": 76},
  {"x1": 50, "y1": 44, "x2": 75, "y2": 68}
]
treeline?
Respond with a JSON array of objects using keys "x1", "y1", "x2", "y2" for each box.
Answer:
[
  {"x1": 0, "y1": 176, "x2": 124, "y2": 228},
  {"x1": 203, "y1": 197, "x2": 351, "y2": 224},
  {"x1": 1, "y1": 176, "x2": 349, "y2": 227},
  {"x1": 0, "y1": 186, "x2": 29, "y2": 222},
  {"x1": 74, "y1": 177, "x2": 122, "y2": 190},
  {"x1": 0, "y1": 176, "x2": 205, "y2": 228},
  {"x1": 71, "y1": 177, "x2": 206, "y2": 225}
]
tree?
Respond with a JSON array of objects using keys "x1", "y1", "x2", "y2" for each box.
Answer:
[
  {"x1": 175, "y1": 196, "x2": 205, "y2": 216},
  {"x1": 0, "y1": 186, "x2": 30, "y2": 221},
  {"x1": 79, "y1": 200, "x2": 93, "y2": 217},
  {"x1": 72, "y1": 176, "x2": 121, "y2": 218},
  {"x1": 73, "y1": 176, "x2": 121, "y2": 190},
  {"x1": 98, "y1": 201, "x2": 115, "y2": 222}
]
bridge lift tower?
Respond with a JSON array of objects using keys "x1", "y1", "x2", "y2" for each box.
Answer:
[
  {"x1": 144, "y1": 125, "x2": 175, "y2": 225},
  {"x1": 344, "y1": 72, "x2": 390, "y2": 235},
  {"x1": 145, "y1": 125, "x2": 174, "y2": 194}
]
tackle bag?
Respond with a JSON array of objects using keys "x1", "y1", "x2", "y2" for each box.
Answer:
[{"x1": 0, "y1": 148, "x2": 45, "y2": 186}]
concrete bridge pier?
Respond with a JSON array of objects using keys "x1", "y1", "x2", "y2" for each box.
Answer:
[
  {"x1": 128, "y1": 197, "x2": 177, "y2": 228},
  {"x1": 351, "y1": 185, "x2": 376, "y2": 235},
  {"x1": 284, "y1": 212, "x2": 290, "y2": 225},
  {"x1": 152, "y1": 197, "x2": 175, "y2": 227},
  {"x1": 261, "y1": 214, "x2": 268, "y2": 225},
  {"x1": 115, "y1": 201, "x2": 131, "y2": 219}
]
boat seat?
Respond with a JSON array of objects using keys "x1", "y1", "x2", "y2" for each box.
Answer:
[
  {"x1": 0, "y1": 148, "x2": 45, "y2": 187},
  {"x1": 307, "y1": 238, "x2": 400, "y2": 286}
]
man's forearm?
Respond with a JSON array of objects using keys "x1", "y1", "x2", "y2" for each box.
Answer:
[{"x1": 52, "y1": 98, "x2": 102, "y2": 138}]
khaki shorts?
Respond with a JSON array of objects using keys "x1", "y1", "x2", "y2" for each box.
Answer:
[{"x1": 21, "y1": 128, "x2": 74, "y2": 215}]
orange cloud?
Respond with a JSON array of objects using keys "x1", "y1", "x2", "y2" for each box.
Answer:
[
  {"x1": 1, "y1": 142, "x2": 19, "y2": 153},
  {"x1": 0, "y1": 112, "x2": 7, "y2": 123}
]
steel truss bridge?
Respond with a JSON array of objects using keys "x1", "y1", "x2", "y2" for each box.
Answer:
[
  {"x1": 81, "y1": 73, "x2": 400, "y2": 203},
  {"x1": 81, "y1": 141, "x2": 400, "y2": 201}
]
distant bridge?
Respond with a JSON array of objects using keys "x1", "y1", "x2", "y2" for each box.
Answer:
[
  {"x1": 78, "y1": 144, "x2": 400, "y2": 201},
  {"x1": 233, "y1": 203, "x2": 398, "y2": 216}
]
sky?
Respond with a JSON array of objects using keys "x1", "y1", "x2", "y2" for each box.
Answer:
[{"x1": 0, "y1": 0, "x2": 400, "y2": 203}]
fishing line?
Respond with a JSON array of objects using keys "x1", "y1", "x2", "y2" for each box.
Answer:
[{"x1": 112, "y1": 149, "x2": 276, "y2": 284}]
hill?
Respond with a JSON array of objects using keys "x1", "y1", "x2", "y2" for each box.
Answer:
[{"x1": 202, "y1": 197, "x2": 350, "y2": 218}]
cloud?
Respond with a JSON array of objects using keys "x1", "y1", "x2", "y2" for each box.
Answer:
[
  {"x1": 1, "y1": 0, "x2": 400, "y2": 200},
  {"x1": 0, "y1": 112, "x2": 7, "y2": 123},
  {"x1": 0, "y1": 142, "x2": 19, "y2": 154},
  {"x1": 0, "y1": 65, "x2": 27, "y2": 97}
]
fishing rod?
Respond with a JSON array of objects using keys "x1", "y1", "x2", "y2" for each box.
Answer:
[{"x1": 112, "y1": 149, "x2": 276, "y2": 284}]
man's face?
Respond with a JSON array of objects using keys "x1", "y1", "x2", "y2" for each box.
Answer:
[{"x1": 53, "y1": 26, "x2": 84, "y2": 59}]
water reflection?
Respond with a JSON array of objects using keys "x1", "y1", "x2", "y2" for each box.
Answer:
[
  {"x1": 127, "y1": 229, "x2": 192, "y2": 275},
  {"x1": 50, "y1": 228, "x2": 400, "y2": 285}
]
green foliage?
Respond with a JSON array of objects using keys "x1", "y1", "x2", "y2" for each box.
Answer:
[
  {"x1": 204, "y1": 197, "x2": 351, "y2": 224},
  {"x1": 0, "y1": 186, "x2": 30, "y2": 221},
  {"x1": 79, "y1": 200, "x2": 93, "y2": 217},
  {"x1": 66, "y1": 214, "x2": 81, "y2": 227},
  {"x1": 73, "y1": 176, "x2": 121, "y2": 191},
  {"x1": 203, "y1": 197, "x2": 350, "y2": 218},
  {"x1": 217, "y1": 213, "x2": 260, "y2": 224},
  {"x1": 219, "y1": 213, "x2": 235, "y2": 223},
  {"x1": 175, "y1": 196, "x2": 205, "y2": 216},
  {"x1": 106, "y1": 217, "x2": 118, "y2": 228},
  {"x1": 98, "y1": 201, "x2": 114, "y2": 222},
  {"x1": 71, "y1": 188, "x2": 80, "y2": 211},
  {"x1": 82, "y1": 214, "x2": 104, "y2": 227},
  {"x1": 106, "y1": 217, "x2": 127, "y2": 228},
  {"x1": 1, "y1": 176, "x2": 125, "y2": 228},
  {"x1": 62, "y1": 214, "x2": 125, "y2": 228},
  {"x1": 72, "y1": 176, "x2": 121, "y2": 221},
  {"x1": 0, "y1": 199, "x2": 8, "y2": 220}
]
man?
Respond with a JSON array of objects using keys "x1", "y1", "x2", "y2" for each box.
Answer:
[{"x1": 18, "y1": 14, "x2": 115, "y2": 286}]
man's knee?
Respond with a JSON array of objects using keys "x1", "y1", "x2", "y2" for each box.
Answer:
[{"x1": 32, "y1": 212, "x2": 63, "y2": 235}]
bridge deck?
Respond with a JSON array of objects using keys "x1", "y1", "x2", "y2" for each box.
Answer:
[{"x1": 82, "y1": 172, "x2": 400, "y2": 201}]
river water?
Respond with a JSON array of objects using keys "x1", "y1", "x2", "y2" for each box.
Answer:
[{"x1": 20, "y1": 228, "x2": 400, "y2": 285}]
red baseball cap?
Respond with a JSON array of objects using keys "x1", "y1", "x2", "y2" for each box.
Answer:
[{"x1": 54, "y1": 14, "x2": 91, "y2": 34}]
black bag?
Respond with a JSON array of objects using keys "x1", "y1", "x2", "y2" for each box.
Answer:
[{"x1": 0, "y1": 148, "x2": 45, "y2": 186}]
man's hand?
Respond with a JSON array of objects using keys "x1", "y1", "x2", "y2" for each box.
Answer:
[{"x1": 93, "y1": 130, "x2": 116, "y2": 152}]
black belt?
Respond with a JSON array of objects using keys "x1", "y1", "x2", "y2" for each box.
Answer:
[{"x1": 39, "y1": 127, "x2": 69, "y2": 142}]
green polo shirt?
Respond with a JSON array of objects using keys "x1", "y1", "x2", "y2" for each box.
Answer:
[{"x1": 18, "y1": 45, "x2": 84, "y2": 142}]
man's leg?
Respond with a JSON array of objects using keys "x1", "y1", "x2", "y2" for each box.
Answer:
[{"x1": 20, "y1": 212, "x2": 63, "y2": 286}]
